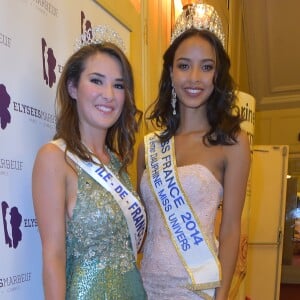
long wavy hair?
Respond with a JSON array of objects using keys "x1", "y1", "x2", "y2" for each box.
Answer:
[
  {"x1": 147, "y1": 28, "x2": 242, "y2": 145},
  {"x1": 54, "y1": 43, "x2": 142, "y2": 171}
]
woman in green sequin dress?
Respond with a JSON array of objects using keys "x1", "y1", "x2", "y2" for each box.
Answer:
[{"x1": 32, "y1": 25, "x2": 147, "y2": 300}]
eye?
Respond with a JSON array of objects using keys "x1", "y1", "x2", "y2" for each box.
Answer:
[
  {"x1": 91, "y1": 78, "x2": 103, "y2": 85},
  {"x1": 177, "y1": 63, "x2": 189, "y2": 70},
  {"x1": 201, "y1": 64, "x2": 214, "y2": 72},
  {"x1": 114, "y1": 82, "x2": 124, "y2": 90}
]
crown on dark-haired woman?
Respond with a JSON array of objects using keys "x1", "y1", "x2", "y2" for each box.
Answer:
[
  {"x1": 171, "y1": 3, "x2": 225, "y2": 47},
  {"x1": 74, "y1": 24, "x2": 126, "y2": 52}
]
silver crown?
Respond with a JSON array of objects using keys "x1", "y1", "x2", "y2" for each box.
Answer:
[
  {"x1": 74, "y1": 24, "x2": 126, "y2": 52},
  {"x1": 171, "y1": 3, "x2": 225, "y2": 47}
]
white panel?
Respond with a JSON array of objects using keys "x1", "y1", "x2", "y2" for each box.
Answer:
[
  {"x1": 246, "y1": 247, "x2": 278, "y2": 299},
  {"x1": 245, "y1": 145, "x2": 289, "y2": 300},
  {"x1": 248, "y1": 147, "x2": 286, "y2": 243}
]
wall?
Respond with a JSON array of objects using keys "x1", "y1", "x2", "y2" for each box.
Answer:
[
  {"x1": 140, "y1": 0, "x2": 172, "y2": 118},
  {"x1": 228, "y1": 0, "x2": 250, "y2": 93},
  {"x1": 254, "y1": 108, "x2": 300, "y2": 154}
]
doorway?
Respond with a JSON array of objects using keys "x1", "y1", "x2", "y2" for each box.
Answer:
[{"x1": 280, "y1": 155, "x2": 300, "y2": 299}]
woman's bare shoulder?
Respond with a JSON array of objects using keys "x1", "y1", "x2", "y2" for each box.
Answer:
[
  {"x1": 36, "y1": 142, "x2": 63, "y2": 156},
  {"x1": 224, "y1": 129, "x2": 251, "y2": 169},
  {"x1": 33, "y1": 142, "x2": 67, "y2": 173}
]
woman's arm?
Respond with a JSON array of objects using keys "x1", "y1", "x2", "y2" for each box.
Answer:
[
  {"x1": 32, "y1": 143, "x2": 67, "y2": 300},
  {"x1": 136, "y1": 140, "x2": 147, "y2": 258},
  {"x1": 215, "y1": 131, "x2": 250, "y2": 300},
  {"x1": 136, "y1": 140, "x2": 146, "y2": 197}
]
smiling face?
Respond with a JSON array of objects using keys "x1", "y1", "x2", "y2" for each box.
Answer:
[
  {"x1": 170, "y1": 35, "x2": 216, "y2": 113},
  {"x1": 68, "y1": 52, "x2": 125, "y2": 135}
]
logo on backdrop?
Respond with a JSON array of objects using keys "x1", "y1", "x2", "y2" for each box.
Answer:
[
  {"x1": 0, "y1": 82, "x2": 55, "y2": 129},
  {"x1": 81, "y1": 11, "x2": 92, "y2": 34},
  {"x1": 30, "y1": 0, "x2": 59, "y2": 17},
  {"x1": 240, "y1": 102, "x2": 255, "y2": 127},
  {"x1": 0, "y1": 32, "x2": 12, "y2": 48},
  {"x1": 42, "y1": 38, "x2": 57, "y2": 88},
  {"x1": 0, "y1": 272, "x2": 31, "y2": 290},
  {"x1": 0, "y1": 84, "x2": 11, "y2": 130},
  {"x1": 1, "y1": 201, "x2": 22, "y2": 249},
  {"x1": 0, "y1": 158, "x2": 24, "y2": 177}
]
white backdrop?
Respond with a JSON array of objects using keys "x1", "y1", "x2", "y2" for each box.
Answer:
[{"x1": 0, "y1": 1, "x2": 129, "y2": 299}]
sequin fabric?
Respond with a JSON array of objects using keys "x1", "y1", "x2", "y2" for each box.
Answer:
[
  {"x1": 66, "y1": 152, "x2": 147, "y2": 300},
  {"x1": 140, "y1": 164, "x2": 223, "y2": 300}
]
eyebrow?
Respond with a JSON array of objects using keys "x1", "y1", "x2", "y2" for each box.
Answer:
[
  {"x1": 89, "y1": 72, "x2": 124, "y2": 81},
  {"x1": 176, "y1": 57, "x2": 215, "y2": 63}
]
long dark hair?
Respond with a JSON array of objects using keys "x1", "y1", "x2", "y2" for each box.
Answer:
[
  {"x1": 54, "y1": 43, "x2": 142, "y2": 171},
  {"x1": 147, "y1": 28, "x2": 242, "y2": 145}
]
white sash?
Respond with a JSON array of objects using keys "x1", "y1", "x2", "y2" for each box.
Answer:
[
  {"x1": 51, "y1": 139, "x2": 146, "y2": 258},
  {"x1": 145, "y1": 132, "x2": 221, "y2": 299}
]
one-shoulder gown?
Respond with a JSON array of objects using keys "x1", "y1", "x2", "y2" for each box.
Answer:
[{"x1": 65, "y1": 153, "x2": 147, "y2": 300}]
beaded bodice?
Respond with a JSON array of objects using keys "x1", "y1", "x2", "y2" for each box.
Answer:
[{"x1": 65, "y1": 153, "x2": 146, "y2": 299}]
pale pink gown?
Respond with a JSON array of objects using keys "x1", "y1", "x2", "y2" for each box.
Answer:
[{"x1": 140, "y1": 164, "x2": 223, "y2": 299}]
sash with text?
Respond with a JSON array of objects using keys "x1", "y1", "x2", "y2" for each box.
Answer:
[
  {"x1": 145, "y1": 132, "x2": 221, "y2": 298},
  {"x1": 52, "y1": 139, "x2": 146, "y2": 258}
]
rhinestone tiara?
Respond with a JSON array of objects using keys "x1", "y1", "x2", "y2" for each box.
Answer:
[
  {"x1": 171, "y1": 3, "x2": 225, "y2": 47},
  {"x1": 74, "y1": 24, "x2": 126, "y2": 52}
]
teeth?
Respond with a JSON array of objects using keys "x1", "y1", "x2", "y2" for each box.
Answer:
[
  {"x1": 96, "y1": 105, "x2": 112, "y2": 112},
  {"x1": 186, "y1": 89, "x2": 201, "y2": 94}
]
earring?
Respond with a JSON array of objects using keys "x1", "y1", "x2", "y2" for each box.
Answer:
[{"x1": 171, "y1": 86, "x2": 177, "y2": 115}]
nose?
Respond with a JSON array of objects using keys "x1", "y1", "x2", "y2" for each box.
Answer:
[
  {"x1": 190, "y1": 67, "x2": 201, "y2": 82},
  {"x1": 101, "y1": 84, "x2": 114, "y2": 102}
]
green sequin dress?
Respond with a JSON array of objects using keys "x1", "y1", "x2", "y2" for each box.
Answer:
[{"x1": 65, "y1": 153, "x2": 147, "y2": 300}]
